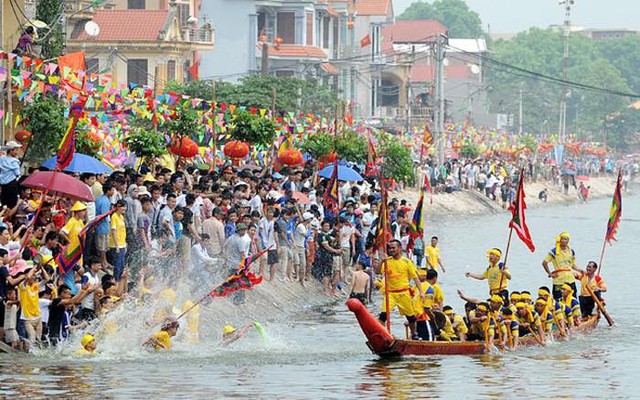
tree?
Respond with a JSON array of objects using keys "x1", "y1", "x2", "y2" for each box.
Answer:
[
  {"x1": 597, "y1": 35, "x2": 640, "y2": 95},
  {"x1": 36, "y1": 0, "x2": 64, "y2": 59},
  {"x1": 378, "y1": 133, "x2": 415, "y2": 184},
  {"x1": 228, "y1": 110, "x2": 276, "y2": 149},
  {"x1": 20, "y1": 95, "x2": 66, "y2": 163},
  {"x1": 335, "y1": 129, "x2": 368, "y2": 164},
  {"x1": 485, "y1": 28, "x2": 631, "y2": 138},
  {"x1": 399, "y1": 0, "x2": 484, "y2": 38}
]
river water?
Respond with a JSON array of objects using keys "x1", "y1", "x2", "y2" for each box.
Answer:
[{"x1": 1, "y1": 196, "x2": 638, "y2": 399}]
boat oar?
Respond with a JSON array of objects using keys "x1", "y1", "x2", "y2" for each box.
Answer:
[
  {"x1": 583, "y1": 281, "x2": 614, "y2": 326},
  {"x1": 528, "y1": 326, "x2": 545, "y2": 346}
]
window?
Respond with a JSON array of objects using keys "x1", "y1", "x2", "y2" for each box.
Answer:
[
  {"x1": 127, "y1": 0, "x2": 145, "y2": 9},
  {"x1": 86, "y1": 58, "x2": 99, "y2": 74},
  {"x1": 275, "y1": 70, "x2": 294, "y2": 77},
  {"x1": 167, "y1": 60, "x2": 176, "y2": 81},
  {"x1": 176, "y1": 2, "x2": 190, "y2": 28},
  {"x1": 276, "y1": 12, "x2": 295, "y2": 44},
  {"x1": 306, "y1": 12, "x2": 313, "y2": 46},
  {"x1": 322, "y1": 17, "x2": 330, "y2": 49},
  {"x1": 257, "y1": 11, "x2": 275, "y2": 42},
  {"x1": 127, "y1": 59, "x2": 148, "y2": 86}
]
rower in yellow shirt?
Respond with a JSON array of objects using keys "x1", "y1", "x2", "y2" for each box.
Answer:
[
  {"x1": 516, "y1": 302, "x2": 545, "y2": 345},
  {"x1": 74, "y1": 334, "x2": 97, "y2": 355},
  {"x1": 374, "y1": 240, "x2": 425, "y2": 340},
  {"x1": 425, "y1": 236, "x2": 446, "y2": 272},
  {"x1": 465, "y1": 248, "x2": 511, "y2": 302},
  {"x1": 534, "y1": 298, "x2": 555, "y2": 340},
  {"x1": 542, "y1": 231, "x2": 579, "y2": 301},
  {"x1": 145, "y1": 319, "x2": 180, "y2": 350},
  {"x1": 441, "y1": 306, "x2": 468, "y2": 341}
]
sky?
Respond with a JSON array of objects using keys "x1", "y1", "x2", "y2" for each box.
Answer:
[{"x1": 394, "y1": 0, "x2": 640, "y2": 33}]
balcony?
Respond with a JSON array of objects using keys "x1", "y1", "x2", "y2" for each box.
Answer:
[{"x1": 182, "y1": 26, "x2": 215, "y2": 45}]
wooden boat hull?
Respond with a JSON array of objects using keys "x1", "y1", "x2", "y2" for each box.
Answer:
[{"x1": 347, "y1": 298, "x2": 600, "y2": 358}]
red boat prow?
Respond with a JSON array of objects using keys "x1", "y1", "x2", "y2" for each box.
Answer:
[{"x1": 347, "y1": 298, "x2": 600, "y2": 358}]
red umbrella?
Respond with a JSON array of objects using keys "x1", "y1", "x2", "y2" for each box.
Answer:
[
  {"x1": 292, "y1": 191, "x2": 311, "y2": 205},
  {"x1": 21, "y1": 171, "x2": 93, "y2": 202},
  {"x1": 576, "y1": 175, "x2": 590, "y2": 182}
]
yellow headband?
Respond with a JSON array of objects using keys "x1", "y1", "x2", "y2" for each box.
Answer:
[
  {"x1": 443, "y1": 309, "x2": 453, "y2": 315},
  {"x1": 477, "y1": 304, "x2": 488, "y2": 312},
  {"x1": 555, "y1": 232, "x2": 571, "y2": 255},
  {"x1": 538, "y1": 289, "x2": 550, "y2": 297},
  {"x1": 561, "y1": 283, "x2": 573, "y2": 292},
  {"x1": 535, "y1": 298, "x2": 547, "y2": 306},
  {"x1": 486, "y1": 248, "x2": 502, "y2": 258},
  {"x1": 510, "y1": 293, "x2": 521, "y2": 301},
  {"x1": 521, "y1": 293, "x2": 532, "y2": 300},
  {"x1": 490, "y1": 295, "x2": 504, "y2": 304},
  {"x1": 515, "y1": 302, "x2": 526, "y2": 309}
]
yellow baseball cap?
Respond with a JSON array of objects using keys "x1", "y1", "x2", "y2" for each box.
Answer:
[
  {"x1": 222, "y1": 324, "x2": 235, "y2": 336},
  {"x1": 81, "y1": 334, "x2": 95, "y2": 348}
]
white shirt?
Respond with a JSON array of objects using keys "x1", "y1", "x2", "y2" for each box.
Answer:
[
  {"x1": 39, "y1": 298, "x2": 51, "y2": 324},
  {"x1": 340, "y1": 225, "x2": 354, "y2": 248},
  {"x1": 249, "y1": 194, "x2": 263, "y2": 215},
  {"x1": 258, "y1": 218, "x2": 276, "y2": 248},
  {"x1": 80, "y1": 272, "x2": 100, "y2": 310},
  {"x1": 293, "y1": 223, "x2": 308, "y2": 248},
  {"x1": 190, "y1": 243, "x2": 216, "y2": 272}
]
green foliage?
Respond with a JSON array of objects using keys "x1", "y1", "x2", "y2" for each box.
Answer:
[
  {"x1": 486, "y1": 28, "x2": 631, "y2": 140},
  {"x1": 606, "y1": 108, "x2": 640, "y2": 149},
  {"x1": 229, "y1": 110, "x2": 276, "y2": 149},
  {"x1": 75, "y1": 125, "x2": 102, "y2": 158},
  {"x1": 167, "y1": 75, "x2": 338, "y2": 115},
  {"x1": 302, "y1": 133, "x2": 334, "y2": 159},
  {"x1": 399, "y1": 0, "x2": 484, "y2": 38},
  {"x1": 378, "y1": 133, "x2": 415, "y2": 184},
  {"x1": 36, "y1": 0, "x2": 64, "y2": 58},
  {"x1": 21, "y1": 95, "x2": 66, "y2": 163},
  {"x1": 518, "y1": 133, "x2": 537, "y2": 153},
  {"x1": 459, "y1": 142, "x2": 480, "y2": 159},
  {"x1": 335, "y1": 130, "x2": 368, "y2": 164},
  {"x1": 167, "y1": 105, "x2": 204, "y2": 138},
  {"x1": 124, "y1": 116, "x2": 167, "y2": 159}
]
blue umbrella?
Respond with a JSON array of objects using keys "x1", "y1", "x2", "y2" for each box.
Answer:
[
  {"x1": 41, "y1": 153, "x2": 113, "y2": 174},
  {"x1": 317, "y1": 165, "x2": 364, "y2": 182}
]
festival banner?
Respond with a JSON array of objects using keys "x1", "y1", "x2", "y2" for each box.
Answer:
[
  {"x1": 508, "y1": 169, "x2": 535, "y2": 252},
  {"x1": 605, "y1": 170, "x2": 623, "y2": 245}
]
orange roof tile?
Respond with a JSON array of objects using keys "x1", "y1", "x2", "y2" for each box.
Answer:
[
  {"x1": 321, "y1": 62, "x2": 338, "y2": 74},
  {"x1": 355, "y1": 0, "x2": 390, "y2": 16},
  {"x1": 72, "y1": 10, "x2": 169, "y2": 41},
  {"x1": 260, "y1": 44, "x2": 328, "y2": 59},
  {"x1": 382, "y1": 20, "x2": 447, "y2": 43}
]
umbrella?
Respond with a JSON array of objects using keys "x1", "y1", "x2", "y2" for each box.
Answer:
[
  {"x1": 21, "y1": 171, "x2": 94, "y2": 202},
  {"x1": 317, "y1": 165, "x2": 364, "y2": 182},
  {"x1": 41, "y1": 153, "x2": 112, "y2": 174},
  {"x1": 576, "y1": 175, "x2": 590, "y2": 182},
  {"x1": 291, "y1": 191, "x2": 311, "y2": 205}
]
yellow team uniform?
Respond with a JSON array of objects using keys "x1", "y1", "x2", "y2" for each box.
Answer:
[
  {"x1": 109, "y1": 212, "x2": 127, "y2": 248},
  {"x1": 482, "y1": 263, "x2": 509, "y2": 294},
  {"x1": 152, "y1": 331, "x2": 172, "y2": 350},
  {"x1": 543, "y1": 247, "x2": 576, "y2": 286},
  {"x1": 74, "y1": 348, "x2": 95, "y2": 356},
  {"x1": 425, "y1": 245, "x2": 441, "y2": 270},
  {"x1": 381, "y1": 256, "x2": 418, "y2": 317},
  {"x1": 432, "y1": 283, "x2": 444, "y2": 309},
  {"x1": 61, "y1": 216, "x2": 85, "y2": 266},
  {"x1": 18, "y1": 282, "x2": 41, "y2": 320},
  {"x1": 413, "y1": 281, "x2": 433, "y2": 316}
]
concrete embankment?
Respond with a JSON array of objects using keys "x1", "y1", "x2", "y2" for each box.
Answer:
[{"x1": 401, "y1": 176, "x2": 626, "y2": 219}]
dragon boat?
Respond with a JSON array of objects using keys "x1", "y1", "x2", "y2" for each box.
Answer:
[{"x1": 347, "y1": 298, "x2": 601, "y2": 358}]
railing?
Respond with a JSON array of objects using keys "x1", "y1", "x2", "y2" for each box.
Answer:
[
  {"x1": 64, "y1": 0, "x2": 115, "y2": 15},
  {"x1": 182, "y1": 27, "x2": 215, "y2": 44}
]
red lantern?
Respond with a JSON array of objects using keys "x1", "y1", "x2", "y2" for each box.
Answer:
[
  {"x1": 278, "y1": 149, "x2": 304, "y2": 166},
  {"x1": 223, "y1": 140, "x2": 250, "y2": 159},
  {"x1": 170, "y1": 136, "x2": 198, "y2": 158},
  {"x1": 15, "y1": 130, "x2": 31, "y2": 143}
]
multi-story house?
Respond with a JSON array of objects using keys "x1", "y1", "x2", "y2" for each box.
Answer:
[
  {"x1": 65, "y1": 0, "x2": 214, "y2": 89},
  {"x1": 201, "y1": 0, "x2": 347, "y2": 86}
]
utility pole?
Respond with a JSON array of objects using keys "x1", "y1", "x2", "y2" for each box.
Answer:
[
  {"x1": 261, "y1": 43, "x2": 270, "y2": 76},
  {"x1": 433, "y1": 33, "x2": 446, "y2": 166},
  {"x1": 558, "y1": 0, "x2": 574, "y2": 144},
  {"x1": 519, "y1": 88, "x2": 523, "y2": 134}
]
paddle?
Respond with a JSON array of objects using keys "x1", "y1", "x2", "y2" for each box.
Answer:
[{"x1": 583, "y1": 281, "x2": 614, "y2": 326}]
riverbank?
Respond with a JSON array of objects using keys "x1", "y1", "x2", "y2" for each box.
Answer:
[{"x1": 401, "y1": 175, "x2": 626, "y2": 219}]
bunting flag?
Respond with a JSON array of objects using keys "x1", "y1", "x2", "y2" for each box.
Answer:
[
  {"x1": 56, "y1": 97, "x2": 86, "y2": 170},
  {"x1": 424, "y1": 173, "x2": 433, "y2": 204},
  {"x1": 210, "y1": 249, "x2": 267, "y2": 298},
  {"x1": 508, "y1": 169, "x2": 535, "y2": 252},
  {"x1": 605, "y1": 169, "x2": 623, "y2": 245},
  {"x1": 360, "y1": 34, "x2": 371, "y2": 48},
  {"x1": 323, "y1": 159, "x2": 340, "y2": 213},
  {"x1": 56, "y1": 208, "x2": 116, "y2": 275},
  {"x1": 407, "y1": 186, "x2": 424, "y2": 252},
  {"x1": 188, "y1": 61, "x2": 200, "y2": 81},
  {"x1": 373, "y1": 184, "x2": 391, "y2": 250}
]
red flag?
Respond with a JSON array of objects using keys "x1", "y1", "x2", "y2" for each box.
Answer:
[
  {"x1": 508, "y1": 169, "x2": 535, "y2": 252},
  {"x1": 373, "y1": 184, "x2": 392, "y2": 250},
  {"x1": 56, "y1": 97, "x2": 86, "y2": 170},
  {"x1": 323, "y1": 159, "x2": 340, "y2": 213},
  {"x1": 188, "y1": 61, "x2": 200, "y2": 80},
  {"x1": 360, "y1": 34, "x2": 371, "y2": 47},
  {"x1": 605, "y1": 170, "x2": 623, "y2": 245},
  {"x1": 423, "y1": 174, "x2": 433, "y2": 204},
  {"x1": 209, "y1": 249, "x2": 268, "y2": 298}
]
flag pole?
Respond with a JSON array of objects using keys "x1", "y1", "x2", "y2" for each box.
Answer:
[
  {"x1": 597, "y1": 238, "x2": 607, "y2": 276},
  {"x1": 497, "y1": 227, "x2": 513, "y2": 294},
  {"x1": 382, "y1": 183, "x2": 391, "y2": 333}
]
